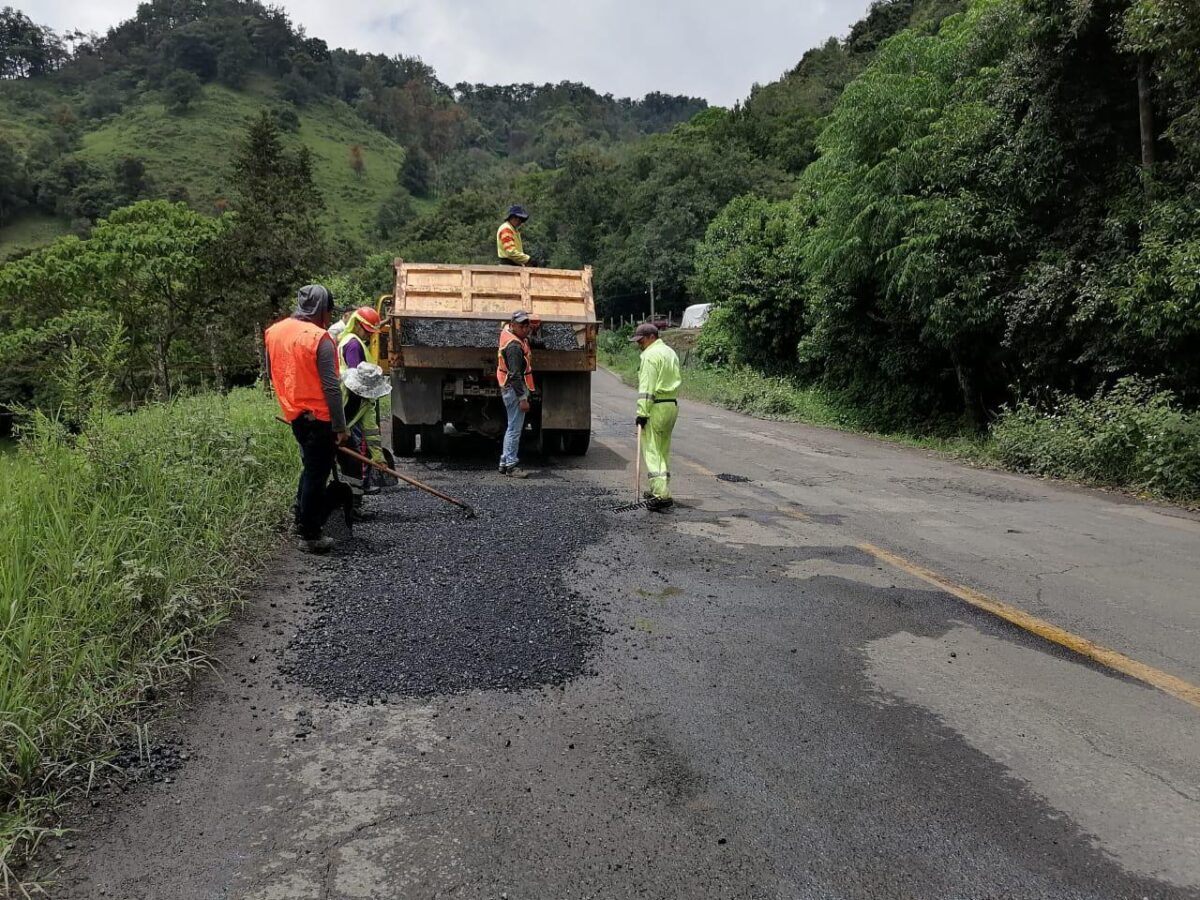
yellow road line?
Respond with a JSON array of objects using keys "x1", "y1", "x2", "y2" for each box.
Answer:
[{"x1": 860, "y1": 542, "x2": 1200, "y2": 710}]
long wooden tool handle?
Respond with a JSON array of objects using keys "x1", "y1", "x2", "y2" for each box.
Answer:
[
  {"x1": 338, "y1": 446, "x2": 475, "y2": 514},
  {"x1": 635, "y1": 423, "x2": 642, "y2": 500}
]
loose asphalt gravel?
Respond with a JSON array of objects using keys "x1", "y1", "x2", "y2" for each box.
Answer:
[
  {"x1": 400, "y1": 319, "x2": 585, "y2": 351},
  {"x1": 281, "y1": 467, "x2": 610, "y2": 701}
]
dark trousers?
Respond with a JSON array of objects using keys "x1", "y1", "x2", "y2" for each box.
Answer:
[
  {"x1": 337, "y1": 395, "x2": 366, "y2": 492},
  {"x1": 291, "y1": 414, "x2": 335, "y2": 539}
]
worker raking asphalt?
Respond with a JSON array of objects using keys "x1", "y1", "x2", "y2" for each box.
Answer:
[{"x1": 281, "y1": 466, "x2": 611, "y2": 701}]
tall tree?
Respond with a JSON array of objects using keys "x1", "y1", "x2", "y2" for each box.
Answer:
[
  {"x1": 0, "y1": 137, "x2": 28, "y2": 225},
  {"x1": 163, "y1": 70, "x2": 202, "y2": 114},
  {"x1": 220, "y1": 111, "x2": 328, "y2": 367},
  {"x1": 0, "y1": 7, "x2": 64, "y2": 78}
]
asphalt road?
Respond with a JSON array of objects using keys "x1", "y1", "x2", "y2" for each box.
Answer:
[{"x1": 35, "y1": 370, "x2": 1200, "y2": 899}]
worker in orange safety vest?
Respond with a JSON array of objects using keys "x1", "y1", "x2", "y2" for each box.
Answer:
[
  {"x1": 264, "y1": 284, "x2": 348, "y2": 554},
  {"x1": 496, "y1": 309, "x2": 536, "y2": 477}
]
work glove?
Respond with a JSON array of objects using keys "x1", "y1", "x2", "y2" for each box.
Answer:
[{"x1": 636, "y1": 415, "x2": 649, "y2": 428}]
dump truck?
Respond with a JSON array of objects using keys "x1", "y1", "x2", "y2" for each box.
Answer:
[{"x1": 385, "y1": 260, "x2": 598, "y2": 457}]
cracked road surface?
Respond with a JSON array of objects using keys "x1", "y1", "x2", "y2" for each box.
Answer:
[{"x1": 38, "y1": 371, "x2": 1200, "y2": 898}]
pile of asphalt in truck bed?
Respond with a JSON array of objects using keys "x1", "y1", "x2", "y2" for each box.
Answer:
[
  {"x1": 281, "y1": 469, "x2": 609, "y2": 701},
  {"x1": 400, "y1": 319, "x2": 584, "y2": 352}
]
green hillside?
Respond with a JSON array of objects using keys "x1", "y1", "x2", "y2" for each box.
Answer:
[
  {"x1": 0, "y1": 1, "x2": 705, "y2": 260},
  {"x1": 76, "y1": 80, "x2": 409, "y2": 245}
]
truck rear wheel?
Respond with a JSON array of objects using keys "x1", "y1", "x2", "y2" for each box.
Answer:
[
  {"x1": 562, "y1": 429, "x2": 590, "y2": 456},
  {"x1": 420, "y1": 423, "x2": 444, "y2": 455},
  {"x1": 392, "y1": 418, "x2": 416, "y2": 456}
]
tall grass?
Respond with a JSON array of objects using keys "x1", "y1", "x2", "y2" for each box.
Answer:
[
  {"x1": 599, "y1": 338, "x2": 987, "y2": 458},
  {"x1": 0, "y1": 389, "x2": 295, "y2": 883},
  {"x1": 601, "y1": 339, "x2": 1200, "y2": 503}
]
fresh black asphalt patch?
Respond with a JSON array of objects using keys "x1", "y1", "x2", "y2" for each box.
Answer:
[{"x1": 282, "y1": 468, "x2": 610, "y2": 701}]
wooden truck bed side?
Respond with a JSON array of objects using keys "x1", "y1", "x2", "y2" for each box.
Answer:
[
  {"x1": 392, "y1": 261, "x2": 596, "y2": 322},
  {"x1": 389, "y1": 261, "x2": 598, "y2": 372}
]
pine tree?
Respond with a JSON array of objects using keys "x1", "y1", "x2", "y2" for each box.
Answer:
[{"x1": 218, "y1": 112, "x2": 329, "y2": 364}]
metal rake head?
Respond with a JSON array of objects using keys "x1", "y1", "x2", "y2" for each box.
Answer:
[{"x1": 611, "y1": 500, "x2": 650, "y2": 514}]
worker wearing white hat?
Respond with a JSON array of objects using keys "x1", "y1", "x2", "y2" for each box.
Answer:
[{"x1": 338, "y1": 362, "x2": 391, "y2": 517}]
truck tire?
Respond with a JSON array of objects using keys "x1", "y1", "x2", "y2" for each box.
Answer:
[
  {"x1": 562, "y1": 429, "x2": 590, "y2": 456},
  {"x1": 420, "y1": 423, "x2": 444, "y2": 455},
  {"x1": 392, "y1": 418, "x2": 416, "y2": 456}
]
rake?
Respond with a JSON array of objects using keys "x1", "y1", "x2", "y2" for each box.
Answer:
[
  {"x1": 275, "y1": 416, "x2": 477, "y2": 518},
  {"x1": 613, "y1": 423, "x2": 650, "y2": 513}
]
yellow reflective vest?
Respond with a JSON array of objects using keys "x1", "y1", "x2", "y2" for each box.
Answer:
[{"x1": 497, "y1": 221, "x2": 530, "y2": 265}]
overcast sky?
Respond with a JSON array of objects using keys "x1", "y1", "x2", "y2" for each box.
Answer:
[{"x1": 20, "y1": 0, "x2": 875, "y2": 107}]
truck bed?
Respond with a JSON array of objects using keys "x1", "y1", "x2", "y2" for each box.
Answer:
[{"x1": 390, "y1": 261, "x2": 598, "y2": 372}]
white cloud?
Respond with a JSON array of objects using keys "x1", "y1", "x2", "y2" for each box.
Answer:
[{"x1": 18, "y1": 0, "x2": 875, "y2": 106}]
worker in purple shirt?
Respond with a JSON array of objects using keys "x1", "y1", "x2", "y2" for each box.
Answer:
[{"x1": 336, "y1": 307, "x2": 385, "y2": 513}]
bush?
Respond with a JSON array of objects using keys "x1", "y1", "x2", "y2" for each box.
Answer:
[
  {"x1": 693, "y1": 305, "x2": 738, "y2": 366},
  {"x1": 992, "y1": 378, "x2": 1200, "y2": 501},
  {"x1": 163, "y1": 70, "x2": 202, "y2": 115},
  {"x1": 0, "y1": 390, "x2": 296, "y2": 871},
  {"x1": 598, "y1": 324, "x2": 634, "y2": 355}
]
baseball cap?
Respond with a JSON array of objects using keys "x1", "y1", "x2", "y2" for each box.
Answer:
[{"x1": 629, "y1": 322, "x2": 660, "y2": 342}]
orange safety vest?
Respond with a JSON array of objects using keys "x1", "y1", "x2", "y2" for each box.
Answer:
[
  {"x1": 496, "y1": 327, "x2": 535, "y2": 392},
  {"x1": 265, "y1": 317, "x2": 337, "y2": 422}
]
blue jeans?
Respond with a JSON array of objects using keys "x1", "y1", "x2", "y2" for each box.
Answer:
[{"x1": 500, "y1": 387, "x2": 525, "y2": 468}]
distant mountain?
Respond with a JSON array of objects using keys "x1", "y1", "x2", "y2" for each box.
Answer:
[{"x1": 0, "y1": 0, "x2": 707, "y2": 256}]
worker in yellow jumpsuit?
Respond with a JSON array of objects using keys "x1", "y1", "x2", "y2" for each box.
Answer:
[
  {"x1": 631, "y1": 322, "x2": 681, "y2": 511},
  {"x1": 497, "y1": 205, "x2": 531, "y2": 266}
]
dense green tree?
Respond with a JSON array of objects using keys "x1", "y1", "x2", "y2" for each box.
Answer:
[
  {"x1": 376, "y1": 187, "x2": 415, "y2": 240},
  {"x1": 692, "y1": 195, "x2": 810, "y2": 368},
  {"x1": 399, "y1": 147, "x2": 434, "y2": 198},
  {"x1": 0, "y1": 201, "x2": 233, "y2": 400},
  {"x1": 216, "y1": 27, "x2": 253, "y2": 88},
  {"x1": 114, "y1": 157, "x2": 153, "y2": 204},
  {"x1": 0, "y1": 7, "x2": 64, "y2": 78},
  {"x1": 0, "y1": 137, "x2": 28, "y2": 225},
  {"x1": 163, "y1": 69, "x2": 202, "y2": 114},
  {"x1": 220, "y1": 111, "x2": 328, "y2": 338}
]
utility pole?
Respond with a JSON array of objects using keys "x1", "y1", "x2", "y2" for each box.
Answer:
[{"x1": 649, "y1": 279, "x2": 656, "y2": 323}]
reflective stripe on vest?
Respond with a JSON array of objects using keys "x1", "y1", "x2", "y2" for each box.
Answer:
[
  {"x1": 265, "y1": 318, "x2": 336, "y2": 422},
  {"x1": 496, "y1": 328, "x2": 535, "y2": 392},
  {"x1": 337, "y1": 331, "x2": 377, "y2": 369},
  {"x1": 497, "y1": 222, "x2": 522, "y2": 259}
]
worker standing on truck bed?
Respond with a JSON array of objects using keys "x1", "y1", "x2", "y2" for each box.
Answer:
[
  {"x1": 632, "y1": 323, "x2": 681, "y2": 511},
  {"x1": 336, "y1": 307, "x2": 385, "y2": 515},
  {"x1": 497, "y1": 205, "x2": 531, "y2": 266},
  {"x1": 497, "y1": 310, "x2": 535, "y2": 478},
  {"x1": 264, "y1": 284, "x2": 348, "y2": 554}
]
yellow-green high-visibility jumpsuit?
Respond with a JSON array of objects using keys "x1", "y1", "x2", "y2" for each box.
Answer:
[{"x1": 637, "y1": 338, "x2": 682, "y2": 500}]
